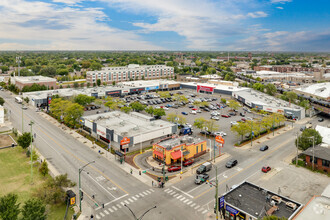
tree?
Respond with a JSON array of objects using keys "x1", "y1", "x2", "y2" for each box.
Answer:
[
  {"x1": 153, "y1": 108, "x2": 166, "y2": 117},
  {"x1": 158, "y1": 91, "x2": 171, "y2": 99},
  {"x1": 227, "y1": 100, "x2": 240, "y2": 110},
  {"x1": 63, "y1": 103, "x2": 84, "y2": 128},
  {"x1": 104, "y1": 97, "x2": 123, "y2": 111},
  {"x1": 87, "y1": 82, "x2": 90, "y2": 88},
  {"x1": 200, "y1": 101, "x2": 209, "y2": 107},
  {"x1": 129, "y1": 101, "x2": 146, "y2": 112},
  {"x1": 0, "y1": 193, "x2": 20, "y2": 220},
  {"x1": 96, "y1": 79, "x2": 101, "y2": 87},
  {"x1": 221, "y1": 98, "x2": 227, "y2": 104},
  {"x1": 21, "y1": 198, "x2": 46, "y2": 220},
  {"x1": 81, "y1": 61, "x2": 91, "y2": 69},
  {"x1": 94, "y1": 99, "x2": 103, "y2": 106},
  {"x1": 73, "y1": 82, "x2": 79, "y2": 89},
  {"x1": 231, "y1": 122, "x2": 249, "y2": 142},
  {"x1": 24, "y1": 97, "x2": 30, "y2": 104},
  {"x1": 166, "y1": 113, "x2": 177, "y2": 123},
  {"x1": 17, "y1": 132, "x2": 32, "y2": 149},
  {"x1": 90, "y1": 62, "x2": 103, "y2": 71},
  {"x1": 121, "y1": 106, "x2": 132, "y2": 114},
  {"x1": 112, "y1": 81, "x2": 116, "y2": 86},
  {"x1": 193, "y1": 117, "x2": 207, "y2": 130},
  {"x1": 265, "y1": 84, "x2": 276, "y2": 96},
  {"x1": 252, "y1": 83, "x2": 265, "y2": 92},
  {"x1": 205, "y1": 119, "x2": 219, "y2": 133},
  {"x1": 296, "y1": 129, "x2": 322, "y2": 151},
  {"x1": 145, "y1": 106, "x2": 154, "y2": 116},
  {"x1": 177, "y1": 115, "x2": 187, "y2": 125},
  {"x1": 285, "y1": 91, "x2": 297, "y2": 104},
  {"x1": 74, "y1": 94, "x2": 95, "y2": 106},
  {"x1": 263, "y1": 216, "x2": 287, "y2": 220},
  {"x1": 39, "y1": 161, "x2": 49, "y2": 177},
  {"x1": 0, "y1": 96, "x2": 4, "y2": 106}
]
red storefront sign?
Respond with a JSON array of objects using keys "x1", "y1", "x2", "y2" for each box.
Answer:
[{"x1": 197, "y1": 85, "x2": 215, "y2": 93}]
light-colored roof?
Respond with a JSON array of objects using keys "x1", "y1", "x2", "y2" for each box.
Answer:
[
  {"x1": 14, "y1": 76, "x2": 56, "y2": 83},
  {"x1": 294, "y1": 196, "x2": 330, "y2": 220},
  {"x1": 315, "y1": 125, "x2": 330, "y2": 145},
  {"x1": 295, "y1": 83, "x2": 330, "y2": 99},
  {"x1": 181, "y1": 82, "x2": 249, "y2": 92}
]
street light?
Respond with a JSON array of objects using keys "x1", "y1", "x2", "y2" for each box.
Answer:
[
  {"x1": 206, "y1": 164, "x2": 219, "y2": 219},
  {"x1": 124, "y1": 204, "x2": 157, "y2": 220},
  {"x1": 79, "y1": 160, "x2": 95, "y2": 212},
  {"x1": 308, "y1": 136, "x2": 315, "y2": 170},
  {"x1": 22, "y1": 104, "x2": 24, "y2": 133},
  {"x1": 28, "y1": 121, "x2": 34, "y2": 184}
]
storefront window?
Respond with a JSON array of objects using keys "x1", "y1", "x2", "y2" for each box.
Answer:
[
  {"x1": 201, "y1": 144, "x2": 203, "y2": 151},
  {"x1": 196, "y1": 145, "x2": 198, "y2": 154}
]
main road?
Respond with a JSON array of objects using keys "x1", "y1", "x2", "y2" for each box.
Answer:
[{"x1": 1, "y1": 90, "x2": 320, "y2": 219}]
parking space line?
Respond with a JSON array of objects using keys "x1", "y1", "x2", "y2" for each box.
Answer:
[
  {"x1": 108, "y1": 208, "x2": 113, "y2": 213},
  {"x1": 167, "y1": 190, "x2": 173, "y2": 194},
  {"x1": 198, "y1": 208, "x2": 204, "y2": 212},
  {"x1": 170, "y1": 191, "x2": 176, "y2": 195},
  {"x1": 143, "y1": 192, "x2": 148, "y2": 195},
  {"x1": 113, "y1": 206, "x2": 118, "y2": 211},
  {"x1": 194, "y1": 205, "x2": 200, "y2": 210},
  {"x1": 173, "y1": 193, "x2": 179, "y2": 197},
  {"x1": 183, "y1": 199, "x2": 190, "y2": 203}
]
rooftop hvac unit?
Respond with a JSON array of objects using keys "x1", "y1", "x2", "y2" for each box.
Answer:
[
  {"x1": 285, "y1": 202, "x2": 297, "y2": 211},
  {"x1": 119, "y1": 121, "x2": 125, "y2": 126}
]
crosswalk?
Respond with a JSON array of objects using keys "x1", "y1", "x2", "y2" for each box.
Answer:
[
  {"x1": 95, "y1": 189, "x2": 155, "y2": 219},
  {"x1": 164, "y1": 188, "x2": 209, "y2": 215}
]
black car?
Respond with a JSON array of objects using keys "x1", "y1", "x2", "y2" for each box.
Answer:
[
  {"x1": 188, "y1": 105, "x2": 194, "y2": 108},
  {"x1": 240, "y1": 112, "x2": 245, "y2": 117},
  {"x1": 229, "y1": 112, "x2": 236, "y2": 116},
  {"x1": 260, "y1": 145, "x2": 269, "y2": 151},
  {"x1": 225, "y1": 159, "x2": 238, "y2": 168},
  {"x1": 318, "y1": 118, "x2": 324, "y2": 122},
  {"x1": 200, "y1": 131, "x2": 211, "y2": 136}
]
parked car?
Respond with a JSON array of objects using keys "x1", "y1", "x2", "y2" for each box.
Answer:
[
  {"x1": 211, "y1": 116, "x2": 220, "y2": 121},
  {"x1": 191, "y1": 110, "x2": 197, "y2": 114},
  {"x1": 261, "y1": 166, "x2": 271, "y2": 173},
  {"x1": 181, "y1": 112, "x2": 188, "y2": 115},
  {"x1": 225, "y1": 159, "x2": 238, "y2": 168},
  {"x1": 188, "y1": 105, "x2": 194, "y2": 108},
  {"x1": 230, "y1": 121, "x2": 238, "y2": 126},
  {"x1": 229, "y1": 112, "x2": 236, "y2": 116},
  {"x1": 318, "y1": 118, "x2": 324, "y2": 122},
  {"x1": 260, "y1": 145, "x2": 269, "y2": 151},
  {"x1": 221, "y1": 114, "x2": 230, "y2": 118},
  {"x1": 200, "y1": 131, "x2": 211, "y2": 136},
  {"x1": 183, "y1": 160, "x2": 194, "y2": 167},
  {"x1": 241, "y1": 118, "x2": 246, "y2": 122},
  {"x1": 214, "y1": 131, "x2": 227, "y2": 136},
  {"x1": 240, "y1": 112, "x2": 245, "y2": 117},
  {"x1": 168, "y1": 166, "x2": 181, "y2": 172},
  {"x1": 195, "y1": 174, "x2": 209, "y2": 185}
]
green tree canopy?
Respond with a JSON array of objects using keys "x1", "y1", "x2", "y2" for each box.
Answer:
[
  {"x1": 121, "y1": 106, "x2": 132, "y2": 114},
  {"x1": 97, "y1": 79, "x2": 101, "y2": 87},
  {"x1": 21, "y1": 198, "x2": 46, "y2": 220},
  {"x1": 227, "y1": 100, "x2": 240, "y2": 110},
  {"x1": 129, "y1": 101, "x2": 146, "y2": 112},
  {"x1": 63, "y1": 103, "x2": 84, "y2": 128},
  {"x1": 145, "y1": 106, "x2": 154, "y2": 116},
  {"x1": 39, "y1": 161, "x2": 49, "y2": 177},
  {"x1": 193, "y1": 117, "x2": 207, "y2": 130},
  {"x1": 0, "y1": 96, "x2": 4, "y2": 106},
  {"x1": 265, "y1": 83, "x2": 277, "y2": 96},
  {"x1": 166, "y1": 113, "x2": 177, "y2": 123},
  {"x1": 231, "y1": 122, "x2": 250, "y2": 141},
  {"x1": 297, "y1": 129, "x2": 322, "y2": 151},
  {"x1": 177, "y1": 115, "x2": 187, "y2": 125},
  {"x1": 17, "y1": 132, "x2": 32, "y2": 149},
  {"x1": 153, "y1": 108, "x2": 166, "y2": 117},
  {"x1": 73, "y1": 94, "x2": 95, "y2": 106},
  {"x1": 0, "y1": 193, "x2": 20, "y2": 220}
]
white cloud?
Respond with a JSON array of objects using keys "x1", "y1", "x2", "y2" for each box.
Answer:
[
  {"x1": 276, "y1": 6, "x2": 284, "y2": 9},
  {"x1": 247, "y1": 11, "x2": 268, "y2": 18},
  {"x1": 0, "y1": 0, "x2": 162, "y2": 50},
  {"x1": 270, "y1": 0, "x2": 291, "y2": 4}
]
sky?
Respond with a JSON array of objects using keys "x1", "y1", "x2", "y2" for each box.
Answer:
[{"x1": 0, "y1": 0, "x2": 329, "y2": 51}]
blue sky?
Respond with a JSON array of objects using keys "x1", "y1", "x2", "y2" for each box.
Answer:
[{"x1": 0, "y1": 0, "x2": 329, "y2": 51}]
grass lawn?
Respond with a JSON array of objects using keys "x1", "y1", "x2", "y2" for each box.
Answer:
[{"x1": 0, "y1": 134, "x2": 75, "y2": 219}]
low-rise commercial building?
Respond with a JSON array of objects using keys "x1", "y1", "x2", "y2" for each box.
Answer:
[
  {"x1": 81, "y1": 111, "x2": 177, "y2": 152},
  {"x1": 220, "y1": 181, "x2": 303, "y2": 220},
  {"x1": 302, "y1": 145, "x2": 330, "y2": 174},
  {"x1": 153, "y1": 136, "x2": 207, "y2": 165},
  {"x1": 181, "y1": 82, "x2": 249, "y2": 96},
  {"x1": 294, "y1": 82, "x2": 330, "y2": 101},
  {"x1": 233, "y1": 89, "x2": 306, "y2": 120},
  {"x1": 121, "y1": 80, "x2": 181, "y2": 92},
  {"x1": 12, "y1": 76, "x2": 57, "y2": 90},
  {"x1": 86, "y1": 64, "x2": 174, "y2": 85},
  {"x1": 242, "y1": 70, "x2": 314, "y2": 83}
]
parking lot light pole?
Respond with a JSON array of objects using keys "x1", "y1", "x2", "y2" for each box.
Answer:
[{"x1": 79, "y1": 160, "x2": 95, "y2": 212}]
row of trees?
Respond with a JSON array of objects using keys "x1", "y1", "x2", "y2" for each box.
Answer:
[{"x1": 231, "y1": 113, "x2": 286, "y2": 142}]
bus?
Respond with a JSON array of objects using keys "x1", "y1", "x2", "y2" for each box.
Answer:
[{"x1": 15, "y1": 97, "x2": 23, "y2": 104}]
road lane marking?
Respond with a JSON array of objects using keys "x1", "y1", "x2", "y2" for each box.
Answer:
[
  {"x1": 173, "y1": 193, "x2": 179, "y2": 197},
  {"x1": 171, "y1": 186, "x2": 193, "y2": 198},
  {"x1": 139, "y1": 193, "x2": 144, "y2": 197},
  {"x1": 170, "y1": 191, "x2": 176, "y2": 195},
  {"x1": 146, "y1": 190, "x2": 152, "y2": 194},
  {"x1": 143, "y1": 192, "x2": 148, "y2": 196},
  {"x1": 167, "y1": 190, "x2": 173, "y2": 194},
  {"x1": 149, "y1": 189, "x2": 154, "y2": 192},
  {"x1": 180, "y1": 197, "x2": 186, "y2": 201},
  {"x1": 164, "y1": 188, "x2": 170, "y2": 192},
  {"x1": 183, "y1": 199, "x2": 189, "y2": 203},
  {"x1": 99, "y1": 212, "x2": 105, "y2": 217},
  {"x1": 195, "y1": 205, "x2": 200, "y2": 210},
  {"x1": 104, "y1": 210, "x2": 109, "y2": 215},
  {"x1": 202, "y1": 210, "x2": 208, "y2": 214},
  {"x1": 88, "y1": 175, "x2": 116, "y2": 199},
  {"x1": 128, "y1": 198, "x2": 134, "y2": 203},
  {"x1": 99, "y1": 194, "x2": 128, "y2": 210},
  {"x1": 96, "y1": 214, "x2": 101, "y2": 219},
  {"x1": 193, "y1": 137, "x2": 294, "y2": 200},
  {"x1": 198, "y1": 208, "x2": 204, "y2": 212},
  {"x1": 187, "y1": 201, "x2": 192, "y2": 205},
  {"x1": 113, "y1": 206, "x2": 118, "y2": 211},
  {"x1": 132, "y1": 196, "x2": 137, "y2": 201},
  {"x1": 177, "y1": 195, "x2": 182, "y2": 199},
  {"x1": 191, "y1": 203, "x2": 196, "y2": 207}
]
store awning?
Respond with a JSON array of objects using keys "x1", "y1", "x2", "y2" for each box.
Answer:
[
  {"x1": 171, "y1": 151, "x2": 182, "y2": 160},
  {"x1": 153, "y1": 150, "x2": 163, "y2": 159}
]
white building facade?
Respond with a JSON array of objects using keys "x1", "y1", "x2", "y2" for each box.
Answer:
[{"x1": 86, "y1": 64, "x2": 174, "y2": 84}]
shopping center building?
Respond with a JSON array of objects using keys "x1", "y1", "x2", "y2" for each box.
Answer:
[{"x1": 152, "y1": 135, "x2": 207, "y2": 165}]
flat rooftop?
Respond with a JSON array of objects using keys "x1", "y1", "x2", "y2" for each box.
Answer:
[
  {"x1": 14, "y1": 76, "x2": 56, "y2": 83},
  {"x1": 82, "y1": 111, "x2": 174, "y2": 137},
  {"x1": 156, "y1": 135, "x2": 205, "y2": 149},
  {"x1": 295, "y1": 83, "x2": 330, "y2": 99},
  {"x1": 224, "y1": 182, "x2": 302, "y2": 219},
  {"x1": 234, "y1": 89, "x2": 304, "y2": 111},
  {"x1": 121, "y1": 79, "x2": 179, "y2": 87},
  {"x1": 181, "y1": 82, "x2": 249, "y2": 92},
  {"x1": 294, "y1": 196, "x2": 330, "y2": 220}
]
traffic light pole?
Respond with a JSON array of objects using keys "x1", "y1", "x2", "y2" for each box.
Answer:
[
  {"x1": 215, "y1": 165, "x2": 219, "y2": 219},
  {"x1": 79, "y1": 161, "x2": 95, "y2": 213}
]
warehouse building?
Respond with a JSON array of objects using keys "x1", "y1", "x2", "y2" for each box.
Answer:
[
  {"x1": 81, "y1": 111, "x2": 177, "y2": 152},
  {"x1": 233, "y1": 89, "x2": 305, "y2": 120},
  {"x1": 153, "y1": 135, "x2": 207, "y2": 165},
  {"x1": 12, "y1": 76, "x2": 57, "y2": 90},
  {"x1": 86, "y1": 64, "x2": 174, "y2": 84},
  {"x1": 220, "y1": 181, "x2": 302, "y2": 220},
  {"x1": 294, "y1": 82, "x2": 330, "y2": 101}
]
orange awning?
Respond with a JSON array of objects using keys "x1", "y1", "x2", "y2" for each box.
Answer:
[
  {"x1": 153, "y1": 150, "x2": 163, "y2": 159},
  {"x1": 171, "y1": 151, "x2": 182, "y2": 160}
]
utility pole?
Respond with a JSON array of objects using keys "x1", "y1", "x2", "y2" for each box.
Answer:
[
  {"x1": 312, "y1": 136, "x2": 315, "y2": 170},
  {"x1": 213, "y1": 136, "x2": 216, "y2": 163},
  {"x1": 207, "y1": 165, "x2": 219, "y2": 219},
  {"x1": 22, "y1": 104, "x2": 24, "y2": 133},
  {"x1": 163, "y1": 149, "x2": 165, "y2": 184},
  {"x1": 272, "y1": 114, "x2": 275, "y2": 136},
  {"x1": 296, "y1": 132, "x2": 299, "y2": 166},
  {"x1": 250, "y1": 120, "x2": 253, "y2": 146},
  {"x1": 79, "y1": 161, "x2": 95, "y2": 212},
  {"x1": 29, "y1": 121, "x2": 34, "y2": 184}
]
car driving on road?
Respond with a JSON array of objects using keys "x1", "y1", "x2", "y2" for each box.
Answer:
[
  {"x1": 194, "y1": 174, "x2": 209, "y2": 185},
  {"x1": 225, "y1": 159, "x2": 238, "y2": 168}
]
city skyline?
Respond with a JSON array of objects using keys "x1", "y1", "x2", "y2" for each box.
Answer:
[{"x1": 0, "y1": 0, "x2": 329, "y2": 51}]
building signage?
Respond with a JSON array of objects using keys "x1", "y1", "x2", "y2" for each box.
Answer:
[
  {"x1": 106, "y1": 90, "x2": 121, "y2": 95},
  {"x1": 197, "y1": 85, "x2": 214, "y2": 93},
  {"x1": 130, "y1": 88, "x2": 145, "y2": 92},
  {"x1": 245, "y1": 101, "x2": 252, "y2": 107},
  {"x1": 120, "y1": 137, "x2": 130, "y2": 145},
  {"x1": 226, "y1": 205, "x2": 239, "y2": 215},
  {"x1": 146, "y1": 86, "x2": 159, "y2": 91},
  {"x1": 122, "y1": 90, "x2": 129, "y2": 93},
  {"x1": 97, "y1": 129, "x2": 106, "y2": 136},
  {"x1": 219, "y1": 196, "x2": 224, "y2": 209},
  {"x1": 216, "y1": 136, "x2": 225, "y2": 144}
]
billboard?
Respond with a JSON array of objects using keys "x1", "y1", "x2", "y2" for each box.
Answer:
[{"x1": 197, "y1": 85, "x2": 215, "y2": 93}]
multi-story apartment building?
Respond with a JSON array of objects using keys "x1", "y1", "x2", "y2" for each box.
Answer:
[{"x1": 86, "y1": 64, "x2": 174, "y2": 84}]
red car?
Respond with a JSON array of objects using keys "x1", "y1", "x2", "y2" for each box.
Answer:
[
  {"x1": 221, "y1": 114, "x2": 230, "y2": 118},
  {"x1": 241, "y1": 118, "x2": 246, "y2": 122},
  {"x1": 168, "y1": 166, "x2": 182, "y2": 172},
  {"x1": 261, "y1": 166, "x2": 271, "y2": 173},
  {"x1": 192, "y1": 108, "x2": 198, "y2": 111},
  {"x1": 183, "y1": 160, "x2": 194, "y2": 167}
]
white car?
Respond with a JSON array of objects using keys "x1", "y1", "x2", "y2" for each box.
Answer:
[
  {"x1": 191, "y1": 110, "x2": 197, "y2": 114},
  {"x1": 211, "y1": 116, "x2": 220, "y2": 120},
  {"x1": 246, "y1": 117, "x2": 253, "y2": 121},
  {"x1": 155, "y1": 106, "x2": 161, "y2": 109},
  {"x1": 214, "y1": 131, "x2": 227, "y2": 136},
  {"x1": 211, "y1": 111, "x2": 220, "y2": 116},
  {"x1": 163, "y1": 107, "x2": 169, "y2": 110},
  {"x1": 197, "y1": 110, "x2": 202, "y2": 113},
  {"x1": 230, "y1": 121, "x2": 238, "y2": 126}
]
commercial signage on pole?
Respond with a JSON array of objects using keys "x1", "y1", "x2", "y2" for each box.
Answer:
[
  {"x1": 226, "y1": 205, "x2": 239, "y2": 215},
  {"x1": 219, "y1": 196, "x2": 224, "y2": 209},
  {"x1": 120, "y1": 137, "x2": 130, "y2": 148}
]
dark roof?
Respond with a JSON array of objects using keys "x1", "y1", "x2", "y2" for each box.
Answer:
[
  {"x1": 302, "y1": 146, "x2": 330, "y2": 161},
  {"x1": 224, "y1": 182, "x2": 302, "y2": 219}
]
